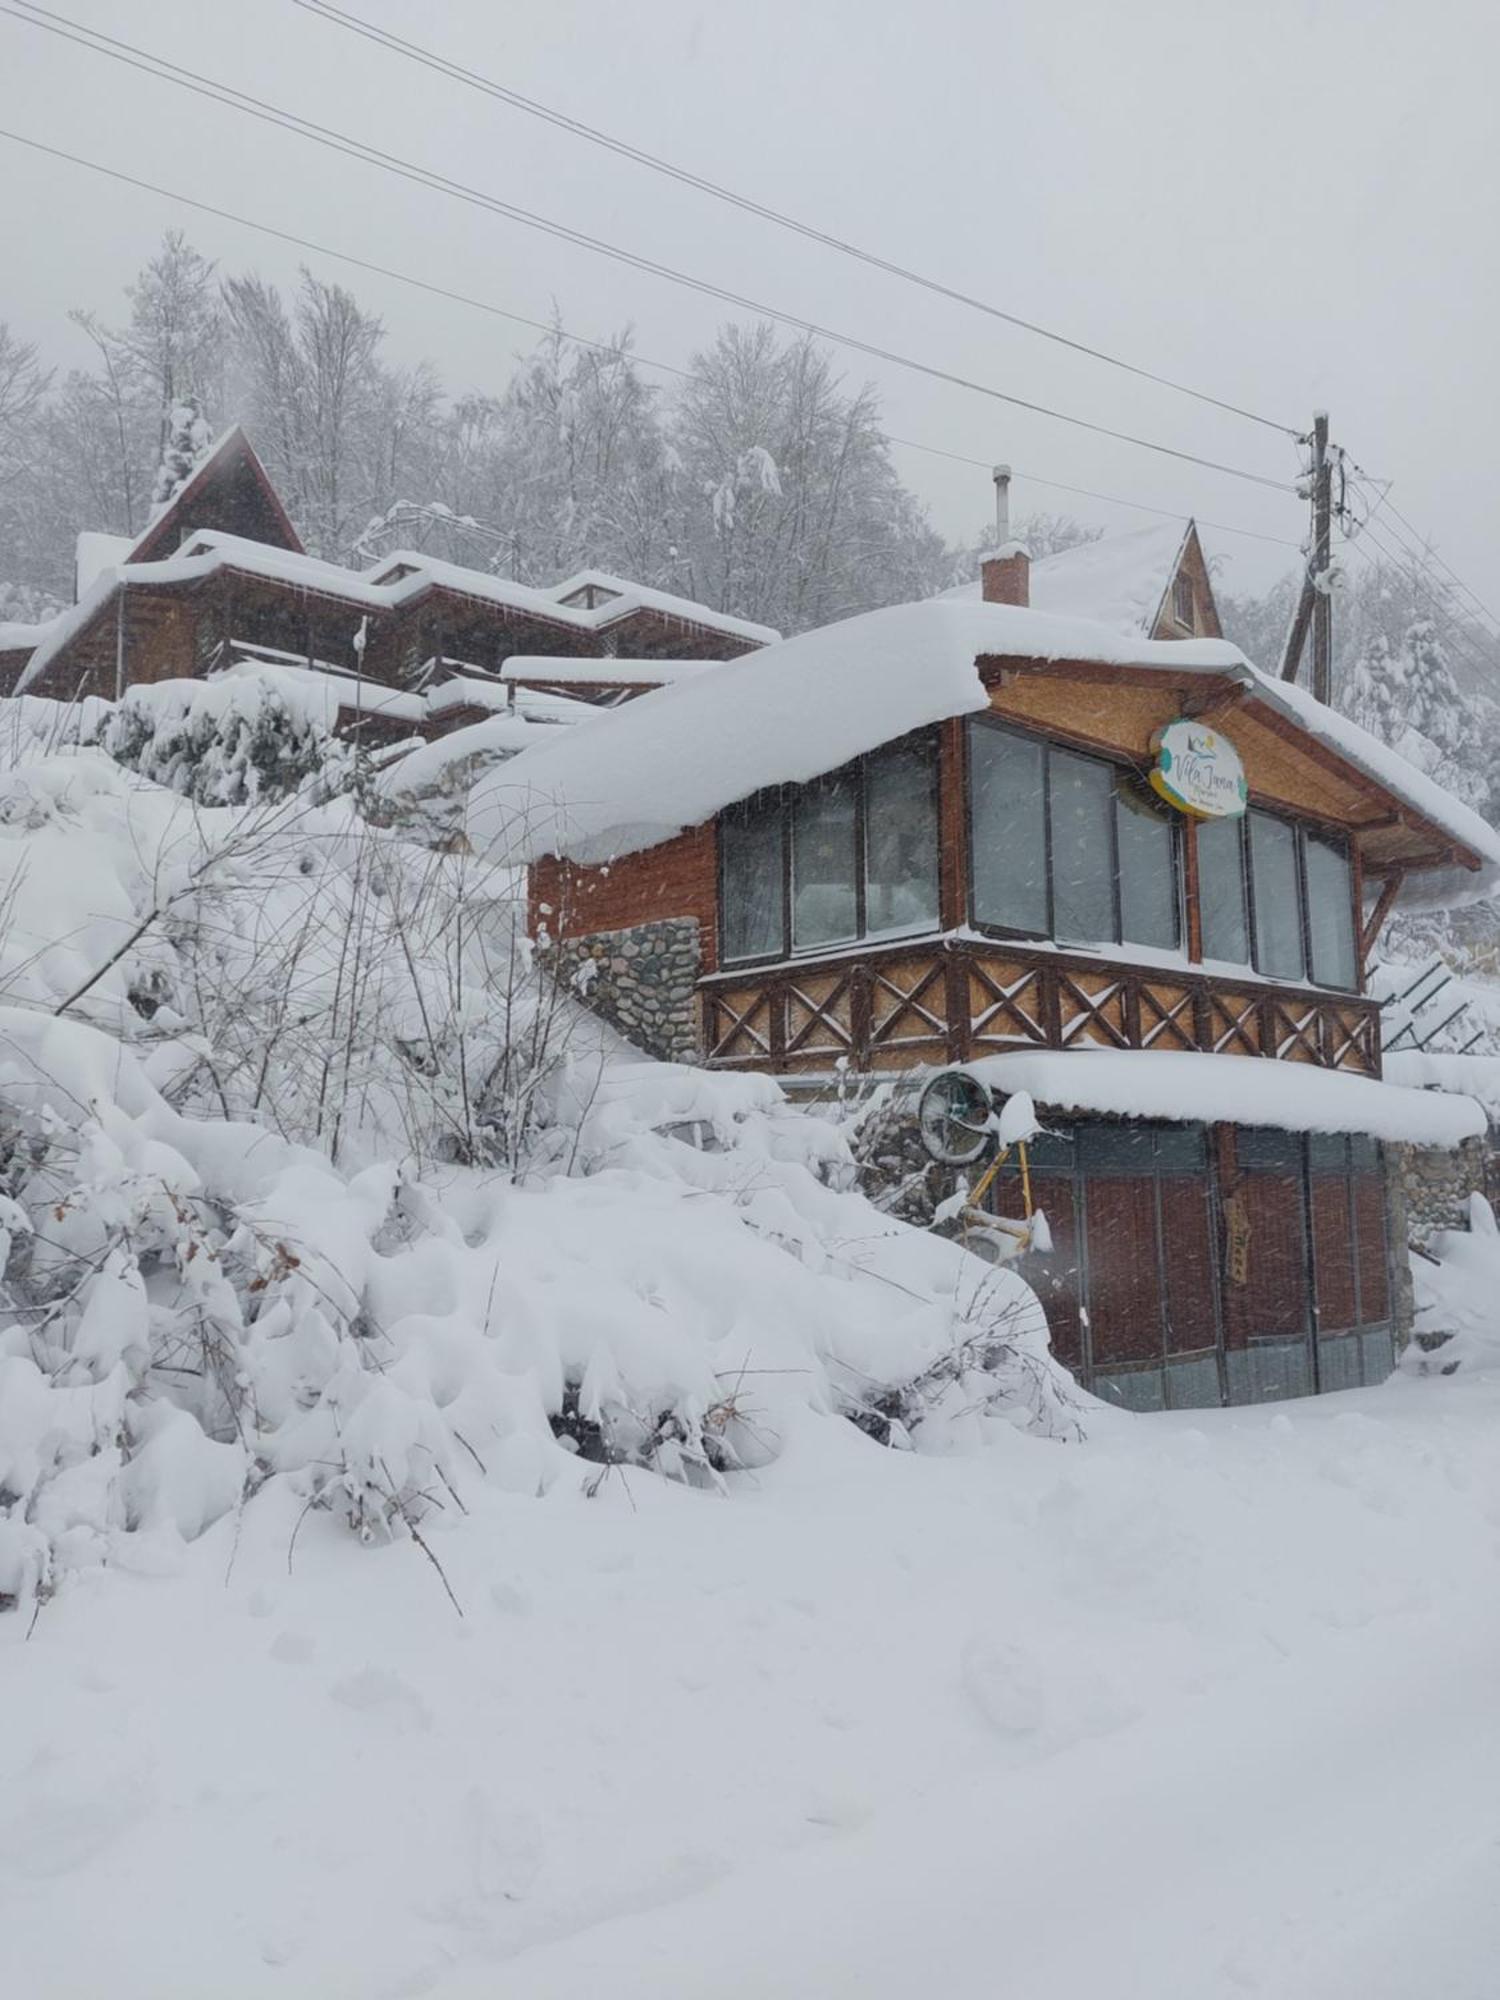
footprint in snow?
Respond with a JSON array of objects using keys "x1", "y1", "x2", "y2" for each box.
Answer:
[{"x1": 329, "y1": 1667, "x2": 433, "y2": 1736}]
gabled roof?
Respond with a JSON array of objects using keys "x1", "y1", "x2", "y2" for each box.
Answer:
[
  {"x1": 124, "y1": 425, "x2": 304, "y2": 566},
  {"x1": 75, "y1": 531, "x2": 133, "y2": 601},
  {"x1": 16, "y1": 531, "x2": 773, "y2": 693},
  {"x1": 477, "y1": 596, "x2": 1500, "y2": 916},
  {"x1": 942, "y1": 519, "x2": 1209, "y2": 637}
]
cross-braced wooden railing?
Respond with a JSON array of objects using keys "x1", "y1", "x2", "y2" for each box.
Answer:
[{"x1": 698, "y1": 935, "x2": 1382, "y2": 1077}]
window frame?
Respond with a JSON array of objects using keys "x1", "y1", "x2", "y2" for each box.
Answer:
[
  {"x1": 966, "y1": 716, "x2": 1183, "y2": 955},
  {"x1": 1204, "y1": 806, "x2": 1359, "y2": 994},
  {"x1": 1172, "y1": 571, "x2": 1196, "y2": 632},
  {"x1": 716, "y1": 728, "x2": 941, "y2": 969}
]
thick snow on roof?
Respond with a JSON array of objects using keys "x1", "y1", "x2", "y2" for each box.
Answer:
[
  {"x1": 500, "y1": 655, "x2": 724, "y2": 686},
  {"x1": 943, "y1": 520, "x2": 1191, "y2": 635},
  {"x1": 1245, "y1": 667, "x2": 1500, "y2": 910},
  {"x1": 482, "y1": 593, "x2": 1500, "y2": 913},
  {"x1": 365, "y1": 550, "x2": 777, "y2": 646},
  {"x1": 18, "y1": 534, "x2": 772, "y2": 696},
  {"x1": 74, "y1": 530, "x2": 133, "y2": 599},
  {"x1": 0, "y1": 618, "x2": 59, "y2": 654},
  {"x1": 539, "y1": 569, "x2": 780, "y2": 645},
  {"x1": 1384, "y1": 1050, "x2": 1500, "y2": 1118},
  {"x1": 964, "y1": 1049, "x2": 1485, "y2": 1149},
  {"x1": 477, "y1": 599, "x2": 1242, "y2": 865},
  {"x1": 377, "y1": 711, "x2": 598, "y2": 799}
]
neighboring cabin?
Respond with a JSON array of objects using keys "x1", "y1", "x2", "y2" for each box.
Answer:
[
  {"x1": 1, "y1": 427, "x2": 774, "y2": 738},
  {"x1": 512, "y1": 541, "x2": 1499, "y2": 1413}
]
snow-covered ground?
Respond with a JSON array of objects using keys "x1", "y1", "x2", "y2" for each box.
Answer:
[{"x1": 7, "y1": 1370, "x2": 1500, "y2": 1999}]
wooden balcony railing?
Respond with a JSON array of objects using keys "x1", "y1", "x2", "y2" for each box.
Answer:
[{"x1": 698, "y1": 935, "x2": 1382, "y2": 1077}]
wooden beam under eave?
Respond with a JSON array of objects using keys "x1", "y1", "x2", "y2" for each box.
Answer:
[
  {"x1": 1176, "y1": 682, "x2": 1250, "y2": 723},
  {"x1": 1360, "y1": 869, "x2": 1406, "y2": 965}
]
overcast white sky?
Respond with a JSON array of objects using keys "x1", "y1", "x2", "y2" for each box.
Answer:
[{"x1": 2, "y1": 0, "x2": 1497, "y2": 600}]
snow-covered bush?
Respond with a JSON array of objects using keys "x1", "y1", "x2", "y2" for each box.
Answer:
[
  {"x1": 1404, "y1": 1193, "x2": 1500, "y2": 1377},
  {"x1": 103, "y1": 667, "x2": 348, "y2": 806},
  {"x1": 0, "y1": 710, "x2": 1077, "y2": 1616}
]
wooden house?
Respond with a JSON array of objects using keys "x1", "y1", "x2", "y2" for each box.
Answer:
[
  {"x1": 516, "y1": 545, "x2": 1497, "y2": 1412},
  {"x1": 9, "y1": 431, "x2": 774, "y2": 725}
]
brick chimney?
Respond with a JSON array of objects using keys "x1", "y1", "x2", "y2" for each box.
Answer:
[
  {"x1": 981, "y1": 543, "x2": 1030, "y2": 607},
  {"x1": 980, "y1": 464, "x2": 1029, "y2": 605}
]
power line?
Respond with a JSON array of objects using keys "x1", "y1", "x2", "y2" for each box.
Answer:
[
  {"x1": 0, "y1": 126, "x2": 1302, "y2": 560},
  {"x1": 1350, "y1": 515, "x2": 1500, "y2": 689},
  {"x1": 1347, "y1": 478, "x2": 1500, "y2": 644},
  {"x1": 1383, "y1": 497, "x2": 1500, "y2": 636},
  {"x1": 882, "y1": 433, "x2": 1302, "y2": 546},
  {"x1": 2, "y1": 1, "x2": 1298, "y2": 497},
  {"x1": 291, "y1": 0, "x2": 1300, "y2": 442}
]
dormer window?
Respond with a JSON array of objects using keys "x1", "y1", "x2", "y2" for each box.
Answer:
[{"x1": 1173, "y1": 573, "x2": 1196, "y2": 631}]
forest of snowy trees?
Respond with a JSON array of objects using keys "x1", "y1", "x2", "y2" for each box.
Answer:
[
  {"x1": 2, "y1": 231, "x2": 1498, "y2": 842},
  {"x1": 0, "y1": 231, "x2": 952, "y2": 632}
]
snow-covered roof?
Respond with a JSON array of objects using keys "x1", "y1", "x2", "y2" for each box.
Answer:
[
  {"x1": 123, "y1": 424, "x2": 304, "y2": 564},
  {"x1": 477, "y1": 594, "x2": 1500, "y2": 912},
  {"x1": 500, "y1": 655, "x2": 725, "y2": 686},
  {"x1": 74, "y1": 531, "x2": 133, "y2": 600},
  {"x1": 1384, "y1": 1050, "x2": 1500, "y2": 1119},
  {"x1": 424, "y1": 675, "x2": 594, "y2": 723},
  {"x1": 17, "y1": 534, "x2": 773, "y2": 695},
  {"x1": 363, "y1": 551, "x2": 778, "y2": 646},
  {"x1": 943, "y1": 520, "x2": 1194, "y2": 636},
  {"x1": 1252, "y1": 670, "x2": 1500, "y2": 912},
  {"x1": 963, "y1": 1049, "x2": 1485, "y2": 1149},
  {"x1": 0, "y1": 618, "x2": 58, "y2": 655}
]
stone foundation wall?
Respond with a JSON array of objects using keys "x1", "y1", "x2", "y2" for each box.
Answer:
[
  {"x1": 553, "y1": 917, "x2": 702, "y2": 1063},
  {"x1": 1391, "y1": 1135, "x2": 1489, "y2": 1245}
]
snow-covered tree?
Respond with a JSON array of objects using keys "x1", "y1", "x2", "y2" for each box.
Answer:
[
  {"x1": 149, "y1": 396, "x2": 213, "y2": 511},
  {"x1": 664, "y1": 322, "x2": 949, "y2": 630}
]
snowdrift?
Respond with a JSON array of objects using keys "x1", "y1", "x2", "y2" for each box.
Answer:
[{"x1": 0, "y1": 705, "x2": 1073, "y2": 1610}]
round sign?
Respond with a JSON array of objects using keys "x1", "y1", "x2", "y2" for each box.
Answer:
[
  {"x1": 918, "y1": 1071, "x2": 994, "y2": 1167},
  {"x1": 1149, "y1": 718, "x2": 1248, "y2": 819}
]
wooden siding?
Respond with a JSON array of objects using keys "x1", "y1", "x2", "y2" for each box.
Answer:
[
  {"x1": 531, "y1": 825, "x2": 720, "y2": 969},
  {"x1": 699, "y1": 935, "x2": 1382, "y2": 1077}
]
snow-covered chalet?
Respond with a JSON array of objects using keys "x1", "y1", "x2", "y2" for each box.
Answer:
[
  {"x1": 1, "y1": 427, "x2": 776, "y2": 731},
  {"x1": 508, "y1": 536, "x2": 1500, "y2": 1412}
]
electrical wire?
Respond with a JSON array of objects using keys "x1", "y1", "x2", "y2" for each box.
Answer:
[
  {"x1": 1, "y1": 1, "x2": 1298, "y2": 495},
  {"x1": 1348, "y1": 481, "x2": 1500, "y2": 650},
  {"x1": 290, "y1": 0, "x2": 1300, "y2": 441}
]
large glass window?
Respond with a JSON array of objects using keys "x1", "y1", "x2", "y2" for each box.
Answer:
[
  {"x1": 863, "y1": 739, "x2": 940, "y2": 939},
  {"x1": 1197, "y1": 815, "x2": 1249, "y2": 966},
  {"x1": 1249, "y1": 810, "x2": 1306, "y2": 981},
  {"x1": 969, "y1": 725, "x2": 1047, "y2": 933},
  {"x1": 792, "y1": 772, "x2": 858, "y2": 951},
  {"x1": 1050, "y1": 751, "x2": 1116, "y2": 944},
  {"x1": 1305, "y1": 834, "x2": 1357, "y2": 989},
  {"x1": 720, "y1": 794, "x2": 784, "y2": 964},
  {"x1": 969, "y1": 722, "x2": 1181, "y2": 952},
  {"x1": 1198, "y1": 810, "x2": 1357, "y2": 991},
  {"x1": 1116, "y1": 783, "x2": 1180, "y2": 950},
  {"x1": 719, "y1": 731, "x2": 939, "y2": 965}
]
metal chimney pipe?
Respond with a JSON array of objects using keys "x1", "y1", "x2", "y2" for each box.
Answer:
[{"x1": 992, "y1": 464, "x2": 1012, "y2": 545}]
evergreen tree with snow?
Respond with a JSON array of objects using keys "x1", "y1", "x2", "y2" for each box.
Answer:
[{"x1": 150, "y1": 396, "x2": 212, "y2": 511}]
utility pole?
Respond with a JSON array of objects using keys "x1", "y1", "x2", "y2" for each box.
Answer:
[
  {"x1": 1278, "y1": 410, "x2": 1333, "y2": 700},
  {"x1": 1310, "y1": 411, "x2": 1332, "y2": 704}
]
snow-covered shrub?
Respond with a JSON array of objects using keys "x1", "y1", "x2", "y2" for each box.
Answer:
[
  {"x1": 103, "y1": 667, "x2": 348, "y2": 806},
  {"x1": 0, "y1": 713, "x2": 1078, "y2": 1615},
  {"x1": 1404, "y1": 1193, "x2": 1500, "y2": 1377}
]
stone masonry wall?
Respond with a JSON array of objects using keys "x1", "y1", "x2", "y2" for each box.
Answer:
[
  {"x1": 553, "y1": 917, "x2": 702, "y2": 1064},
  {"x1": 1391, "y1": 1135, "x2": 1489, "y2": 1245}
]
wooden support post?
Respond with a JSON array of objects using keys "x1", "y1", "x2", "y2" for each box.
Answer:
[{"x1": 1360, "y1": 870, "x2": 1406, "y2": 966}]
